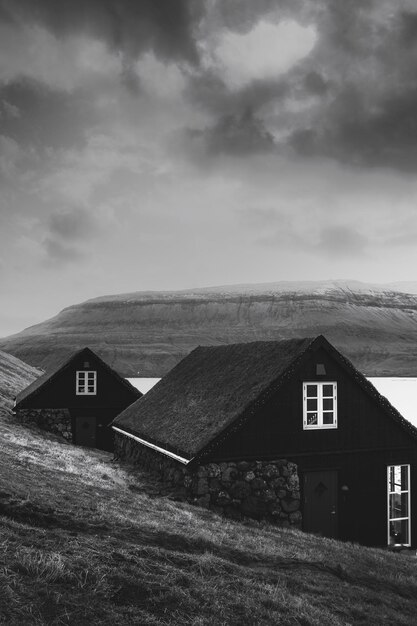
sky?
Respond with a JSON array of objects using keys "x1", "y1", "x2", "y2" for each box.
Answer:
[{"x1": 1, "y1": 0, "x2": 417, "y2": 336}]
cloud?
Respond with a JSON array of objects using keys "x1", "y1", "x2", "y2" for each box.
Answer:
[
  {"x1": 208, "y1": 19, "x2": 317, "y2": 89},
  {"x1": 314, "y1": 225, "x2": 368, "y2": 258},
  {"x1": 0, "y1": 99, "x2": 19, "y2": 117},
  {"x1": 0, "y1": 79, "x2": 97, "y2": 150},
  {"x1": 48, "y1": 208, "x2": 96, "y2": 241},
  {"x1": 184, "y1": 1, "x2": 417, "y2": 174},
  {"x1": 42, "y1": 237, "x2": 84, "y2": 263},
  {"x1": 41, "y1": 208, "x2": 98, "y2": 263},
  {"x1": 0, "y1": 0, "x2": 201, "y2": 66},
  {"x1": 281, "y1": 3, "x2": 417, "y2": 171},
  {"x1": 192, "y1": 107, "x2": 275, "y2": 157}
]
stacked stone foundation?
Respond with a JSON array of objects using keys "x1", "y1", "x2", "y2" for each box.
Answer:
[
  {"x1": 115, "y1": 433, "x2": 301, "y2": 527},
  {"x1": 16, "y1": 408, "x2": 72, "y2": 442}
]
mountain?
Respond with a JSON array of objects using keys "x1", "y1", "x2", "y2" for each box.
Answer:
[
  {"x1": 2, "y1": 280, "x2": 417, "y2": 376},
  {"x1": 0, "y1": 350, "x2": 42, "y2": 408}
]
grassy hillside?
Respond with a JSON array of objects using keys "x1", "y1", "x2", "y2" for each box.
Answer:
[
  {"x1": 0, "y1": 349, "x2": 41, "y2": 408},
  {"x1": 0, "y1": 401, "x2": 417, "y2": 624},
  {"x1": 3, "y1": 282, "x2": 417, "y2": 377}
]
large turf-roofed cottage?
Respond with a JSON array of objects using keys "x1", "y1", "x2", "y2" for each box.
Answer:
[
  {"x1": 14, "y1": 347, "x2": 141, "y2": 451},
  {"x1": 113, "y1": 335, "x2": 417, "y2": 548}
]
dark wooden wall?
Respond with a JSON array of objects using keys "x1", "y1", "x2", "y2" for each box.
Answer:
[
  {"x1": 20, "y1": 352, "x2": 138, "y2": 411},
  {"x1": 18, "y1": 351, "x2": 140, "y2": 451},
  {"x1": 210, "y1": 345, "x2": 417, "y2": 547}
]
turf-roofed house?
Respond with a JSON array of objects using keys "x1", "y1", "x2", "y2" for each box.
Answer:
[
  {"x1": 113, "y1": 335, "x2": 417, "y2": 548},
  {"x1": 14, "y1": 347, "x2": 141, "y2": 451}
]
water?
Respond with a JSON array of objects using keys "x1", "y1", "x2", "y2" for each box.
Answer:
[
  {"x1": 126, "y1": 378, "x2": 160, "y2": 394},
  {"x1": 367, "y1": 378, "x2": 417, "y2": 427}
]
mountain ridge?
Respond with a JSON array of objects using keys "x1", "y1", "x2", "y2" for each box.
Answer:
[{"x1": 2, "y1": 280, "x2": 417, "y2": 377}]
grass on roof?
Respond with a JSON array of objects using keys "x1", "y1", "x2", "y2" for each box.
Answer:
[
  {"x1": 0, "y1": 405, "x2": 417, "y2": 625},
  {"x1": 115, "y1": 338, "x2": 313, "y2": 457}
]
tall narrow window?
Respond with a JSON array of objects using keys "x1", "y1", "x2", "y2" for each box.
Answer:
[
  {"x1": 388, "y1": 464, "x2": 411, "y2": 546},
  {"x1": 303, "y1": 382, "x2": 337, "y2": 429},
  {"x1": 76, "y1": 371, "x2": 97, "y2": 395}
]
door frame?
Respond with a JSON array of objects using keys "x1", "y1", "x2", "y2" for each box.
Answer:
[
  {"x1": 75, "y1": 415, "x2": 97, "y2": 448},
  {"x1": 303, "y1": 468, "x2": 339, "y2": 539}
]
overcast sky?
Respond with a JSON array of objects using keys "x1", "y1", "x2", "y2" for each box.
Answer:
[{"x1": 1, "y1": 0, "x2": 417, "y2": 336}]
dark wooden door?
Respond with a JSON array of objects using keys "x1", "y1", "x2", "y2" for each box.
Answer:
[
  {"x1": 303, "y1": 470, "x2": 338, "y2": 538},
  {"x1": 75, "y1": 416, "x2": 97, "y2": 448}
]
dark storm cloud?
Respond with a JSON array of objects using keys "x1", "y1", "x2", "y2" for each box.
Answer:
[
  {"x1": 188, "y1": 71, "x2": 289, "y2": 119},
  {"x1": 285, "y1": 4, "x2": 417, "y2": 171},
  {"x1": 302, "y1": 71, "x2": 329, "y2": 96},
  {"x1": 182, "y1": 1, "x2": 417, "y2": 172},
  {"x1": 209, "y1": 0, "x2": 309, "y2": 34},
  {"x1": 193, "y1": 108, "x2": 275, "y2": 157},
  {"x1": 184, "y1": 71, "x2": 290, "y2": 158},
  {"x1": 288, "y1": 85, "x2": 417, "y2": 172},
  {"x1": 0, "y1": 0, "x2": 201, "y2": 64},
  {"x1": 0, "y1": 79, "x2": 94, "y2": 150},
  {"x1": 399, "y1": 11, "x2": 417, "y2": 45}
]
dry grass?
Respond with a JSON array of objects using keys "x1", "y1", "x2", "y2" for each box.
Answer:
[
  {"x1": 0, "y1": 405, "x2": 417, "y2": 625},
  {"x1": 114, "y1": 338, "x2": 313, "y2": 457}
]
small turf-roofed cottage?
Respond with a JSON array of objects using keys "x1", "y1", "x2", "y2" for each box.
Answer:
[
  {"x1": 112, "y1": 336, "x2": 417, "y2": 548},
  {"x1": 14, "y1": 347, "x2": 141, "y2": 451}
]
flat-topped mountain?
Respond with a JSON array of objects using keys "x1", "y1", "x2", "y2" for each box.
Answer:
[{"x1": 2, "y1": 280, "x2": 417, "y2": 376}]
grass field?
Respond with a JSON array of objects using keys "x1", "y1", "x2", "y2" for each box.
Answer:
[{"x1": 1, "y1": 403, "x2": 417, "y2": 625}]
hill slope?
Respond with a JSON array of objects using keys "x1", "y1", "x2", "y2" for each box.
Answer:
[
  {"x1": 2, "y1": 280, "x2": 417, "y2": 376},
  {"x1": 0, "y1": 404, "x2": 417, "y2": 624},
  {"x1": 0, "y1": 350, "x2": 41, "y2": 408}
]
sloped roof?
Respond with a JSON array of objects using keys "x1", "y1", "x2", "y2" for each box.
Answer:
[
  {"x1": 113, "y1": 335, "x2": 417, "y2": 462},
  {"x1": 112, "y1": 337, "x2": 315, "y2": 460},
  {"x1": 15, "y1": 347, "x2": 141, "y2": 406}
]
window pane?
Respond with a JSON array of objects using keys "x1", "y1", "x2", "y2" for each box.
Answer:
[
  {"x1": 389, "y1": 466, "x2": 394, "y2": 492},
  {"x1": 323, "y1": 398, "x2": 333, "y2": 411},
  {"x1": 401, "y1": 465, "x2": 409, "y2": 491},
  {"x1": 87, "y1": 373, "x2": 95, "y2": 379},
  {"x1": 323, "y1": 384, "x2": 334, "y2": 397},
  {"x1": 306, "y1": 385, "x2": 318, "y2": 398},
  {"x1": 307, "y1": 413, "x2": 318, "y2": 425},
  {"x1": 390, "y1": 466, "x2": 407, "y2": 493},
  {"x1": 322, "y1": 412, "x2": 334, "y2": 425},
  {"x1": 389, "y1": 493, "x2": 408, "y2": 520},
  {"x1": 389, "y1": 519, "x2": 409, "y2": 545},
  {"x1": 307, "y1": 399, "x2": 317, "y2": 411}
]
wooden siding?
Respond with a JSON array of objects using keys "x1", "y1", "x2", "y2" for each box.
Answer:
[
  {"x1": 207, "y1": 346, "x2": 417, "y2": 547},
  {"x1": 210, "y1": 347, "x2": 415, "y2": 459},
  {"x1": 18, "y1": 352, "x2": 137, "y2": 411},
  {"x1": 17, "y1": 351, "x2": 139, "y2": 452}
]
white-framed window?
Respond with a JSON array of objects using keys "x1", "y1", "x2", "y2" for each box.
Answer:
[
  {"x1": 76, "y1": 371, "x2": 97, "y2": 395},
  {"x1": 387, "y1": 464, "x2": 411, "y2": 547},
  {"x1": 303, "y1": 382, "x2": 337, "y2": 429}
]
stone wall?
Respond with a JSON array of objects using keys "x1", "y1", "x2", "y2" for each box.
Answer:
[
  {"x1": 16, "y1": 408, "x2": 72, "y2": 442},
  {"x1": 114, "y1": 433, "x2": 301, "y2": 527}
]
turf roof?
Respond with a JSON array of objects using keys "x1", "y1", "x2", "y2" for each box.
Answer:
[
  {"x1": 112, "y1": 337, "x2": 315, "y2": 459},
  {"x1": 15, "y1": 347, "x2": 141, "y2": 407},
  {"x1": 113, "y1": 335, "x2": 417, "y2": 462}
]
